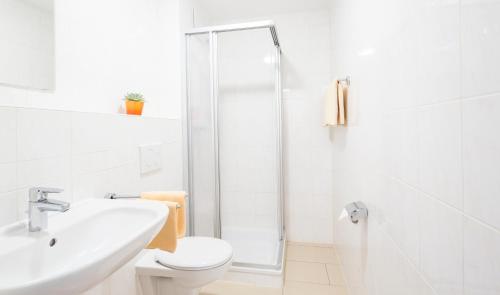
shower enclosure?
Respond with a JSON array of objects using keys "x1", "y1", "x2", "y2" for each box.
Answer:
[{"x1": 183, "y1": 21, "x2": 284, "y2": 271}]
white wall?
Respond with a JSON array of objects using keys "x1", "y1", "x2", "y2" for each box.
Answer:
[
  {"x1": 0, "y1": 0, "x2": 185, "y2": 223},
  {"x1": 189, "y1": 2, "x2": 335, "y2": 244},
  {"x1": 329, "y1": 0, "x2": 500, "y2": 294},
  {"x1": 0, "y1": 0, "x2": 54, "y2": 90},
  {"x1": 277, "y1": 11, "x2": 333, "y2": 244},
  {"x1": 0, "y1": 108, "x2": 182, "y2": 227},
  {"x1": 0, "y1": 1, "x2": 185, "y2": 294},
  {"x1": 0, "y1": 0, "x2": 182, "y2": 118},
  {"x1": 0, "y1": 107, "x2": 183, "y2": 295}
]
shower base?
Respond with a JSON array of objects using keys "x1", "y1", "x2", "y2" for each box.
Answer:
[{"x1": 221, "y1": 227, "x2": 285, "y2": 288}]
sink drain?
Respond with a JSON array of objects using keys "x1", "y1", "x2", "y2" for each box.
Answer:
[{"x1": 49, "y1": 238, "x2": 57, "y2": 247}]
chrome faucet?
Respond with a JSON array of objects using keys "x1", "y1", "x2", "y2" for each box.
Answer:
[{"x1": 28, "y1": 187, "x2": 70, "y2": 232}]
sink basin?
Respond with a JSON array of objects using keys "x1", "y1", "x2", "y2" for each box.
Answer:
[{"x1": 0, "y1": 198, "x2": 167, "y2": 295}]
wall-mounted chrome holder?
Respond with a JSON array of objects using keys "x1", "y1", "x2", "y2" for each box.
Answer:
[
  {"x1": 339, "y1": 75, "x2": 351, "y2": 86},
  {"x1": 345, "y1": 202, "x2": 368, "y2": 224},
  {"x1": 104, "y1": 192, "x2": 140, "y2": 199},
  {"x1": 104, "y1": 192, "x2": 182, "y2": 209}
]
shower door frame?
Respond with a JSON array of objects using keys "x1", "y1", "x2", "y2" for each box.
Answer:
[{"x1": 183, "y1": 20, "x2": 285, "y2": 270}]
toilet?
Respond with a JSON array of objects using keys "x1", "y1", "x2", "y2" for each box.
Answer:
[{"x1": 136, "y1": 237, "x2": 233, "y2": 295}]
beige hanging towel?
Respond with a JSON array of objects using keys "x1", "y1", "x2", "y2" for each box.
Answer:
[
  {"x1": 323, "y1": 80, "x2": 338, "y2": 126},
  {"x1": 323, "y1": 80, "x2": 347, "y2": 126}
]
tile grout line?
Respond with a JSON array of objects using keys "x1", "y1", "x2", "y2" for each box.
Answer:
[
  {"x1": 14, "y1": 108, "x2": 20, "y2": 220},
  {"x1": 287, "y1": 245, "x2": 350, "y2": 292},
  {"x1": 332, "y1": 245, "x2": 352, "y2": 295},
  {"x1": 286, "y1": 258, "x2": 340, "y2": 264},
  {"x1": 380, "y1": 170, "x2": 500, "y2": 236},
  {"x1": 286, "y1": 252, "x2": 337, "y2": 287},
  {"x1": 458, "y1": 1, "x2": 465, "y2": 292},
  {"x1": 324, "y1": 263, "x2": 332, "y2": 285},
  {"x1": 378, "y1": 220, "x2": 439, "y2": 295},
  {"x1": 458, "y1": 0, "x2": 465, "y2": 292},
  {"x1": 287, "y1": 241, "x2": 336, "y2": 248}
]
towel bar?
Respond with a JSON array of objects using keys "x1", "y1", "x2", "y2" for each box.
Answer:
[{"x1": 104, "y1": 192, "x2": 182, "y2": 209}]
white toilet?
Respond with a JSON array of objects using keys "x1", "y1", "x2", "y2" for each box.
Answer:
[{"x1": 136, "y1": 237, "x2": 233, "y2": 295}]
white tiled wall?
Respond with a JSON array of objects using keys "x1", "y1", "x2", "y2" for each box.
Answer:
[
  {"x1": 0, "y1": 107, "x2": 183, "y2": 295},
  {"x1": 329, "y1": 0, "x2": 500, "y2": 294},
  {"x1": 278, "y1": 11, "x2": 334, "y2": 244},
  {"x1": 0, "y1": 107, "x2": 183, "y2": 227}
]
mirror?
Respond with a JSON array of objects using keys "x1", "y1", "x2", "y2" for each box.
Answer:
[{"x1": 0, "y1": 0, "x2": 55, "y2": 91}]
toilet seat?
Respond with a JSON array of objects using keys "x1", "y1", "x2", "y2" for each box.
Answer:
[
  {"x1": 136, "y1": 237, "x2": 233, "y2": 295},
  {"x1": 155, "y1": 237, "x2": 233, "y2": 271}
]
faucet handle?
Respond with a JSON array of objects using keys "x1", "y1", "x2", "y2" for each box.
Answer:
[{"x1": 29, "y1": 187, "x2": 64, "y2": 201}]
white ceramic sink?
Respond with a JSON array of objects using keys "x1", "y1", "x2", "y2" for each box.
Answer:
[{"x1": 0, "y1": 199, "x2": 167, "y2": 295}]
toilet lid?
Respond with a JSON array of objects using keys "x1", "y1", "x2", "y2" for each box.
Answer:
[{"x1": 155, "y1": 237, "x2": 233, "y2": 271}]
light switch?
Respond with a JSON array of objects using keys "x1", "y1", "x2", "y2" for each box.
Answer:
[{"x1": 139, "y1": 143, "x2": 162, "y2": 174}]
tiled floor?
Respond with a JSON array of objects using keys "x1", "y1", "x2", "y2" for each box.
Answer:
[{"x1": 201, "y1": 243, "x2": 348, "y2": 295}]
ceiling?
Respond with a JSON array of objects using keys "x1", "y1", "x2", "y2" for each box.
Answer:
[{"x1": 193, "y1": 0, "x2": 330, "y2": 23}]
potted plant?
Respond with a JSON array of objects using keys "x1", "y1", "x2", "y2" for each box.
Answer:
[{"x1": 124, "y1": 92, "x2": 145, "y2": 115}]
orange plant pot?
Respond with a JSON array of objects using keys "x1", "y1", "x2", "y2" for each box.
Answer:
[{"x1": 125, "y1": 100, "x2": 144, "y2": 115}]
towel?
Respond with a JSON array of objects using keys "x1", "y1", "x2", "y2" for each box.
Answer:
[
  {"x1": 338, "y1": 80, "x2": 346, "y2": 125},
  {"x1": 143, "y1": 199, "x2": 179, "y2": 252},
  {"x1": 324, "y1": 80, "x2": 348, "y2": 126},
  {"x1": 323, "y1": 80, "x2": 338, "y2": 126},
  {"x1": 140, "y1": 191, "x2": 186, "y2": 238}
]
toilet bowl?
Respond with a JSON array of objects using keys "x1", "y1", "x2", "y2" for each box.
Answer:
[{"x1": 136, "y1": 237, "x2": 233, "y2": 295}]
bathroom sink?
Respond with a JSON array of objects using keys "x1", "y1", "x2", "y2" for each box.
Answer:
[{"x1": 0, "y1": 199, "x2": 167, "y2": 295}]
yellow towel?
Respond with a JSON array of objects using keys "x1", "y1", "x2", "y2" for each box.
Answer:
[
  {"x1": 142, "y1": 200, "x2": 178, "y2": 252},
  {"x1": 141, "y1": 191, "x2": 186, "y2": 238},
  {"x1": 324, "y1": 79, "x2": 348, "y2": 126}
]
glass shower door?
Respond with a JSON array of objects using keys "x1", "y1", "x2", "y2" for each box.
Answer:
[
  {"x1": 186, "y1": 33, "x2": 217, "y2": 238},
  {"x1": 185, "y1": 23, "x2": 284, "y2": 270},
  {"x1": 217, "y1": 29, "x2": 281, "y2": 266}
]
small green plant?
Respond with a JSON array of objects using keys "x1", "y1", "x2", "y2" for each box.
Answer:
[{"x1": 124, "y1": 92, "x2": 145, "y2": 102}]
